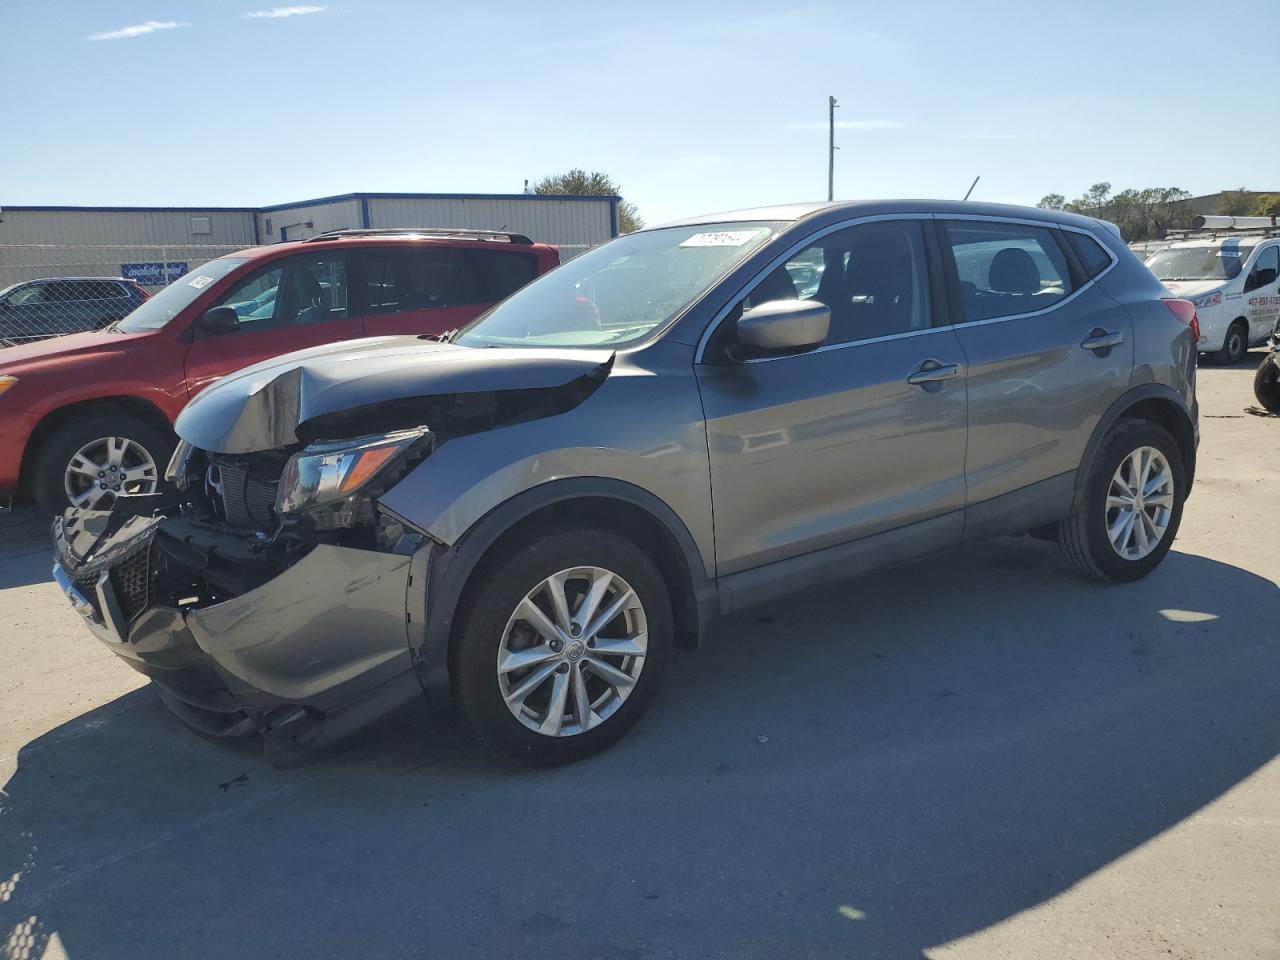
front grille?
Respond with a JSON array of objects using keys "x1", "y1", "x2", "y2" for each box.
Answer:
[
  {"x1": 212, "y1": 458, "x2": 280, "y2": 531},
  {"x1": 69, "y1": 542, "x2": 151, "y2": 623},
  {"x1": 72, "y1": 568, "x2": 102, "y2": 619},
  {"x1": 110, "y1": 545, "x2": 152, "y2": 621}
]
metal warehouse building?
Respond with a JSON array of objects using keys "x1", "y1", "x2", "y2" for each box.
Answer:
[{"x1": 0, "y1": 191, "x2": 618, "y2": 289}]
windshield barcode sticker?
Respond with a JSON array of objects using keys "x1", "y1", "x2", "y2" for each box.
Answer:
[
  {"x1": 680, "y1": 230, "x2": 764, "y2": 248},
  {"x1": 187, "y1": 275, "x2": 215, "y2": 289}
]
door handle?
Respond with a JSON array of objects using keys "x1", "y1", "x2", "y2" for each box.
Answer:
[
  {"x1": 1081, "y1": 329, "x2": 1124, "y2": 352},
  {"x1": 906, "y1": 360, "x2": 961, "y2": 385}
]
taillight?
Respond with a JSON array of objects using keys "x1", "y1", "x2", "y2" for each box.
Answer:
[{"x1": 1163, "y1": 298, "x2": 1199, "y2": 343}]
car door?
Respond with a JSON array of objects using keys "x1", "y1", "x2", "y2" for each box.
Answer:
[
  {"x1": 1243, "y1": 242, "x2": 1280, "y2": 343},
  {"x1": 695, "y1": 217, "x2": 968, "y2": 578},
  {"x1": 183, "y1": 250, "x2": 364, "y2": 399},
  {"x1": 938, "y1": 219, "x2": 1133, "y2": 523},
  {"x1": 353, "y1": 246, "x2": 489, "y2": 338}
]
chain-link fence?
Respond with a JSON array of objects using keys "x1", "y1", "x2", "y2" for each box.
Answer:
[{"x1": 0, "y1": 244, "x2": 247, "y2": 347}]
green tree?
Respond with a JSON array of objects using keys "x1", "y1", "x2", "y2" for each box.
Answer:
[
  {"x1": 1252, "y1": 194, "x2": 1280, "y2": 217},
  {"x1": 532, "y1": 169, "x2": 643, "y2": 234},
  {"x1": 1218, "y1": 188, "x2": 1254, "y2": 217},
  {"x1": 1045, "y1": 182, "x2": 1191, "y2": 241}
]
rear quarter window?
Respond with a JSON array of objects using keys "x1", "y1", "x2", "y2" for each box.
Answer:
[{"x1": 1065, "y1": 231, "x2": 1114, "y2": 280}]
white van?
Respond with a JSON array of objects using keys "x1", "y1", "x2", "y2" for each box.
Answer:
[{"x1": 1144, "y1": 216, "x2": 1280, "y2": 364}]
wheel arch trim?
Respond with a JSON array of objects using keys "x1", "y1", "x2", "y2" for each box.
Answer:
[
  {"x1": 1077, "y1": 384, "x2": 1197, "y2": 502},
  {"x1": 404, "y1": 477, "x2": 718, "y2": 714}
]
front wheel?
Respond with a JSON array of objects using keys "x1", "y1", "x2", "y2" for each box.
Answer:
[
  {"x1": 1254, "y1": 355, "x2": 1280, "y2": 412},
  {"x1": 32, "y1": 414, "x2": 173, "y2": 516},
  {"x1": 451, "y1": 528, "x2": 672, "y2": 765},
  {"x1": 1213, "y1": 320, "x2": 1248, "y2": 365},
  {"x1": 1059, "y1": 419, "x2": 1185, "y2": 582}
]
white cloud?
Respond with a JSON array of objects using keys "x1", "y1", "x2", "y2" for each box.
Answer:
[
  {"x1": 786, "y1": 120, "x2": 912, "y2": 132},
  {"x1": 86, "y1": 20, "x2": 186, "y2": 41},
  {"x1": 244, "y1": 5, "x2": 329, "y2": 18}
]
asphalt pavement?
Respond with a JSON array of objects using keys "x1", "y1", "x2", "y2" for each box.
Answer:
[{"x1": 1, "y1": 359, "x2": 1277, "y2": 960}]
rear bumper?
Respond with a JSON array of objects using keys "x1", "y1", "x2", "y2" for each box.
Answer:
[{"x1": 52, "y1": 510, "x2": 430, "y2": 758}]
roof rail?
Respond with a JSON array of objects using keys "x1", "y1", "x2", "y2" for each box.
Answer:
[
  {"x1": 1163, "y1": 227, "x2": 1280, "y2": 241},
  {"x1": 302, "y1": 227, "x2": 534, "y2": 244}
]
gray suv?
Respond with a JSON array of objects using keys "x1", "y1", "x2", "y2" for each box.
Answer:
[
  {"x1": 0, "y1": 277, "x2": 150, "y2": 344},
  {"x1": 52, "y1": 201, "x2": 1199, "y2": 765}
]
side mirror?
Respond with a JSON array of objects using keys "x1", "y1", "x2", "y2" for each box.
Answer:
[
  {"x1": 199, "y1": 305, "x2": 239, "y2": 335},
  {"x1": 736, "y1": 299, "x2": 830, "y2": 356},
  {"x1": 1257, "y1": 267, "x2": 1278, "y2": 288}
]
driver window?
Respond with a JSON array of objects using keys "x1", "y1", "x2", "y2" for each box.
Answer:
[
  {"x1": 214, "y1": 255, "x2": 347, "y2": 330},
  {"x1": 1247, "y1": 245, "x2": 1279, "y2": 291},
  {"x1": 741, "y1": 220, "x2": 933, "y2": 345}
]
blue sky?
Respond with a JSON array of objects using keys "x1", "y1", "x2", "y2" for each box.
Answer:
[{"x1": 3, "y1": 0, "x2": 1276, "y2": 225}]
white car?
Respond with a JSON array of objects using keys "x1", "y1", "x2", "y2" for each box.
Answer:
[{"x1": 1145, "y1": 231, "x2": 1280, "y2": 364}]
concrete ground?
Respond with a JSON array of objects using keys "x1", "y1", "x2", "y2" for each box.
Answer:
[{"x1": 1, "y1": 359, "x2": 1277, "y2": 960}]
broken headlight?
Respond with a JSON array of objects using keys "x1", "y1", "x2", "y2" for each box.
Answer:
[{"x1": 276, "y1": 427, "x2": 430, "y2": 520}]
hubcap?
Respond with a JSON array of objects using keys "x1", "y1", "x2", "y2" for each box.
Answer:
[
  {"x1": 64, "y1": 436, "x2": 159, "y2": 511},
  {"x1": 1106, "y1": 446, "x2": 1174, "y2": 561},
  {"x1": 496, "y1": 566, "x2": 648, "y2": 737}
]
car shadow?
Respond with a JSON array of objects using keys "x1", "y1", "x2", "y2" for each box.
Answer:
[{"x1": 2, "y1": 538, "x2": 1277, "y2": 958}]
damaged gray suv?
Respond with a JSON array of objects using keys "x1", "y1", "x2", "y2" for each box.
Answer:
[{"x1": 53, "y1": 201, "x2": 1200, "y2": 765}]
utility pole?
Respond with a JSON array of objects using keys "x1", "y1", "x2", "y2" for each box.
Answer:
[{"x1": 827, "y1": 95, "x2": 839, "y2": 201}]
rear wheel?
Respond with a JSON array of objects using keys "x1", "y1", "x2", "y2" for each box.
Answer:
[
  {"x1": 1059, "y1": 419, "x2": 1185, "y2": 583},
  {"x1": 1214, "y1": 320, "x2": 1248, "y2": 365},
  {"x1": 33, "y1": 414, "x2": 173, "y2": 516},
  {"x1": 451, "y1": 528, "x2": 672, "y2": 765},
  {"x1": 1254, "y1": 355, "x2": 1280, "y2": 412}
]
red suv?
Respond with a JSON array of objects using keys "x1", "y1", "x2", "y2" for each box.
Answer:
[{"x1": 0, "y1": 229, "x2": 559, "y2": 513}]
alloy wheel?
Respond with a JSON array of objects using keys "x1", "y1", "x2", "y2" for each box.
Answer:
[
  {"x1": 63, "y1": 436, "x2": 160, "y2": 510},
  {"x1": 496, "y1": 566, "x2": 648, "y2": 737},
  {"x1": 1105, "y1": 446, "x2": 1175, "y2": 560}
]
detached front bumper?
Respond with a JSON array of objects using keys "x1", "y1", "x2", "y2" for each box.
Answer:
[{"x1": 52, "y1": 509, "x2": 430, "y2": 757}]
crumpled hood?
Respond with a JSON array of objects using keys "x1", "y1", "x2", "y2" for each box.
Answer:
[{"x1": 176, "y1": 336, "x2": 614, "y2": 453}]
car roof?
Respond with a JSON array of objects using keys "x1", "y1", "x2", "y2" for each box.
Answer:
[{"x1": 656, "y1": 199, "x2": 1110, "y2": 233}]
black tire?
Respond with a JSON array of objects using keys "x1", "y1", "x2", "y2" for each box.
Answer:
[
  {"x1": 1059, "y1": 419, "x2": 1185, "y2": 583},
  {"x1": 32, "y1": 413, "x2": 174, "y2": 516},
  {"x1": 451, "y1": 528, "x2": 673, "y2": 766},
  {"x1": 1255, "y1": 356, "x2": 1280, "y2": 412},
  {"x1": 1213, "y1": 320, "x2": 1248, "y2": 365}
]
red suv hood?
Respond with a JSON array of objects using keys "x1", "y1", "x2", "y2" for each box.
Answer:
[{"x1": 0, "y1": 330, "x2": 156, "y2": 375}]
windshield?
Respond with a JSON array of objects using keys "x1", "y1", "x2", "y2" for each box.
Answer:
[
  {"x1": 456, "y1": 222, "x2": 782, "y2": 348},
  {"x1": 1146, "y1": 243, "x2": 1254, "y2": 282},
  {"x1": 114, "y1": 257, "x2": 247, "y2": 332}
]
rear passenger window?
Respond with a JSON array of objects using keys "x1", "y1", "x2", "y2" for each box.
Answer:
[
  {"x1": 944, "y1": 222, "x2": 1074, "y2": 322},
  {"x1": 465, "y1": 250, "x2": 539, "y2": 303},
  {"x1": 85, "y1": 280, "x2": 124, "y2": 300},
  {"x1": 1065, "y1": 231, "x2": 1113, "y2": 280},
  {"x1": 403, "y1": 250, "x2": 466, "y2": 308}
]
